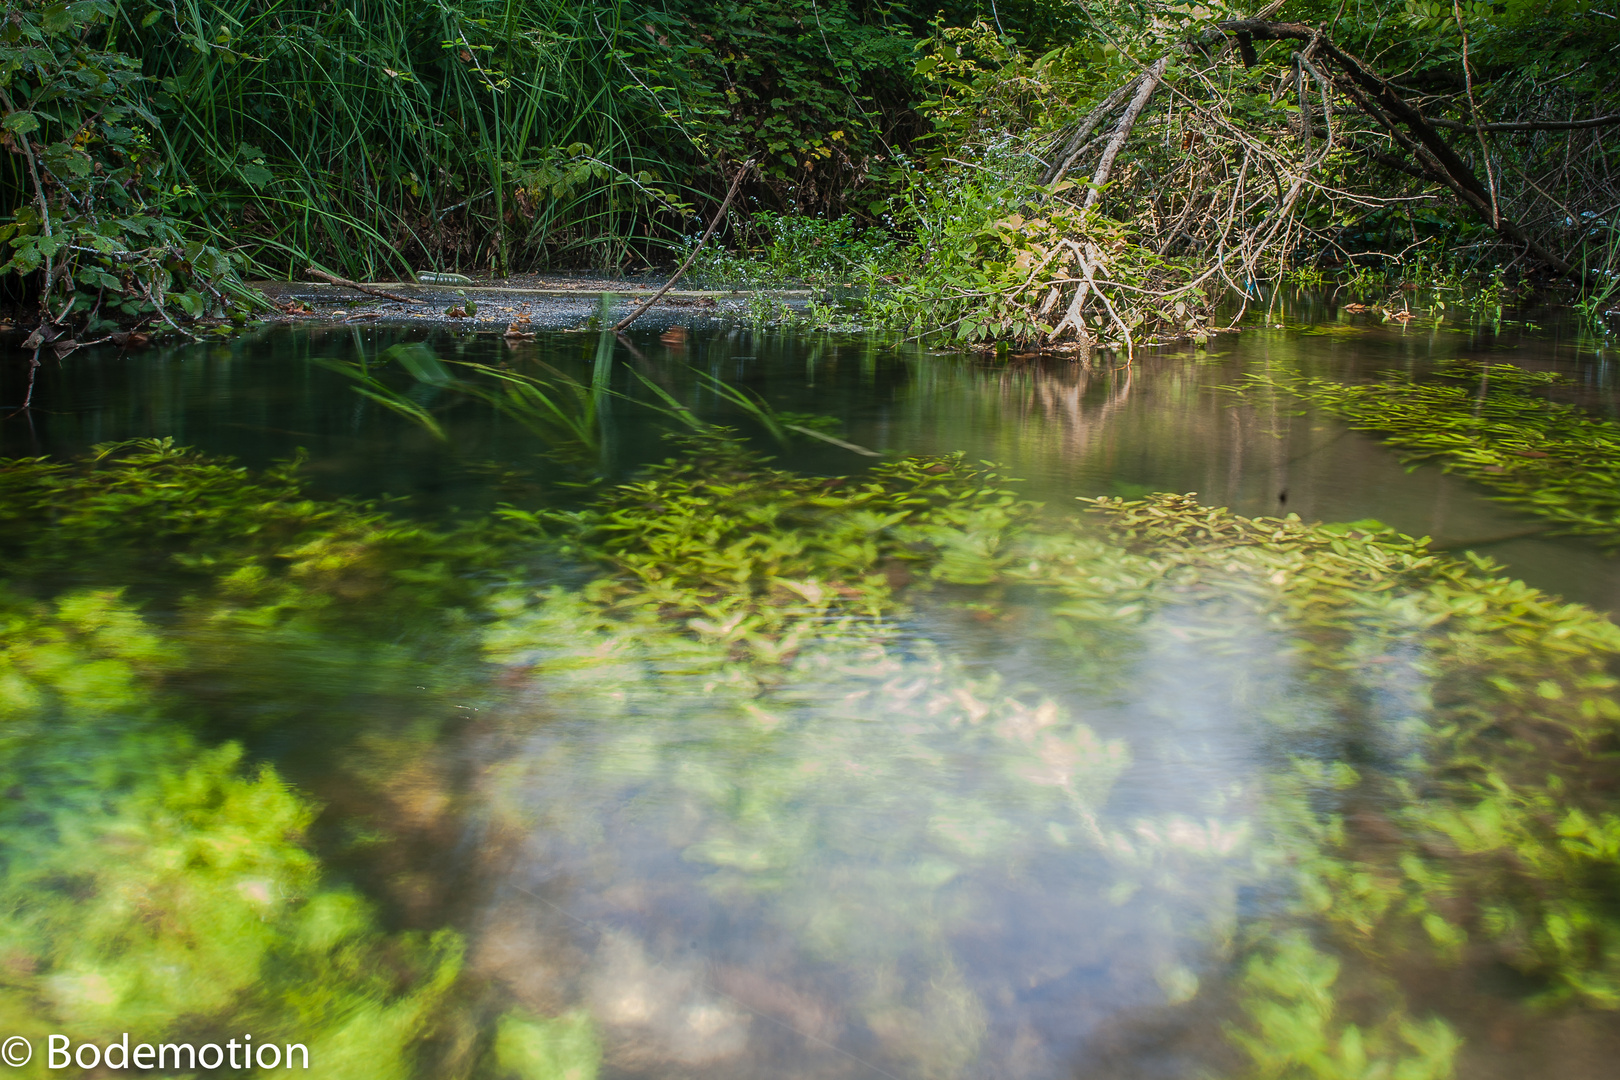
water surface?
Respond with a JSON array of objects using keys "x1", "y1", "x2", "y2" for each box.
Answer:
[{"x1": 4, "y1": 297, "x2": 1618, "y2": 1079}]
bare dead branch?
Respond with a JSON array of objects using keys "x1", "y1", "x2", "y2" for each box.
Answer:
[
  {"x1": 1428, "y1": 112, "x2": 1620, "y2": 133},
  {"x1": 613, "y1": 160, "x2": 753, "y2": 332},
  {"x1": 1041, "y1": 79, "x2": 1142, "y2": 185},
  {"x1": 1217, "y1": 19, "x2": 1576, "y2": 276},
  {"x1": 304, "y1": 269, "x2": 423, "y2": 304},
  {"x1": 1084, "y1": 57, "x2": 1170, "y2": 211}
]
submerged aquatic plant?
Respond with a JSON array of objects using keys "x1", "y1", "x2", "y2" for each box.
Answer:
[
  {"x1": 0, "y1": 436, "x2": 534, "y2": 620},
  {"x1": 0, "y1": 448, "x2": 603, "y2": 1080},
  {"x1": 1239, "y1": 363, "x2": 1620, "y2": 544},
  {"x1": 494, "y1": 432, "x2": 1030, "y2": 643},
  {"x1": 0, "y1": 588, "x2": 475, "y2": 1080},
  {"x1": 486, "y1": 455, "x2": 1620, "y2": 1077},
  {"x1": 10, "y1": 434, "x2": 1620, "y2": 1079},
  {"x1": 1067, "y1": 494, "x2": 1620, "y2": 1071}
]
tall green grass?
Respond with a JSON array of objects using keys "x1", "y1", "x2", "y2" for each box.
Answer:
[{"x1": 119, "y1": 0, "x2": 702, "y2": 278}]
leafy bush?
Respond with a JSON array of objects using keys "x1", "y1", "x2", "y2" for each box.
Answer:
[
  {"x1": 686, "y1": 211, "x2": 899, "y2": 286},
  {"x1": 0, "y1": 0, "x2": 262, "y2": 332}
]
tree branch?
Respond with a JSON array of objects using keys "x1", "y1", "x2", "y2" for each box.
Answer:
[
  {"x1": 1216, "y1": 19, "x2": 1576, "y2": 276},
  {"x1": 1428, "y1": 112, "x2": 1620, "y2": 133},
  {"x1": 612, "y1": 160, "x2": 753, "y2": 333},
  {"x1": 1084, "y1": 56, "x2": 1170, "y2": 211},
  {"x1": 304, "y1": 269, "x2": 423, "y2": 304}
]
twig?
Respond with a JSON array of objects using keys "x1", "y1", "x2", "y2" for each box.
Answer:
[
  {"x1": 5, "y1": 349, "x2": 42, "y2": 418},
  {"x1": 1, "y1": 89, "x2": 55, "y2": 321},
  {"x1": 140, "y1": 281, "x2": 199, "y2": 340},
  {"x1": 1294, "y1": 52, "x2": 1335, "y2": 165},
  {"x1": 1428, "y1": 112, "x2": 1620, "y2": 133},
  {"x1": 1041, "y1": 79, "x2": 1141, "y2": 186},
  {"x1": 1219, "y1": 19, "x2": 1576, "y2": 276},
  {"x1": 1084, "y1": 57, "x2": 1170, "y2": 211},
  {"x1": 612, "y1": 160, "x2": 753, "y2": 333},
  {"x1": 304, "y1": 269, "x2": 423, "y2": 304},
  {"x1": 1453, "y1": 0, "x2": 1500, "y2": 227}
]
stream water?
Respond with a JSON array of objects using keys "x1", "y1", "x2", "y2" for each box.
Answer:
[{"x1": 3, "y1": 295, "x2": 1618, "y2": 1079}]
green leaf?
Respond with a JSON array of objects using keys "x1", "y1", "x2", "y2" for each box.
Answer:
[
  {"x1": 3, "y1": 111, "x2": 40, "y2": 135},
  {"x1": 240, "y1": 162, "x2": 273, "y2": 189}
]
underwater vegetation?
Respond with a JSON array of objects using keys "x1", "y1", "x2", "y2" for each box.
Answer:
[
  {"x1": 1239, "y1": 362, "x2": 1620, "y2": 545},
  {"x1": 0, "y1": 442, "x2": 591, "y2": 1080},
  {"x1": 0, "y1": 586, "x2": 473, "y2": 1080},
  {"x1": 3, "y1": 430, "x2": 1620, "y2": 1078},
  {"x1": 478, "y1": 441, "x2": 1620, "y2": 1076}
]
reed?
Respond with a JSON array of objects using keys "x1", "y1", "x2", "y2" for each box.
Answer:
[{"x1": 116, "y1": 0, "x2": 702, "y2": 278}]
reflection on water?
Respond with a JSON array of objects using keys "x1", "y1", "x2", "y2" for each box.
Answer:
[{"x1": 4, "y1": 298, "x2": 1620, "y2": 1079}]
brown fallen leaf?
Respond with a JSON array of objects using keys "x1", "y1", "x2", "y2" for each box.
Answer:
[{"x1": 21, "y1": 324, "x2": 64, "y2": 349}]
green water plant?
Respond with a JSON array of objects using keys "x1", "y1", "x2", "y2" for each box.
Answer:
[
  {"x1": 486, "y1": 451, "x2": 1620, "y2": 1076},
  {"x1": 1066, "y1": 494, "x2": 1620, "y2": 1070},
  {"x1": 0, "y1": 587, "x2": 473, "y2": 1080},
  {"x1": 1239, "y1": 363, "x2": 1620, "y2": 545},
  {"x1": 0, "y1": 436, "x2": 527, "y2": 615},
  {"x1": 500, "y1": 432, "x2": 1030, "y2": 634},
  {"x1": 14, "y1": 433, "x2": 1620, "y2": 1080}
]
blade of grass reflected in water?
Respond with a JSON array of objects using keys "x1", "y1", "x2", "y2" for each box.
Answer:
[
  {"x1": 593, "y1": 295, "x2": 616, "y2": 474},
  {"x1": 312, "y1": 334, "x2": 875, "y2": 475},
  {"x1": 695, "y1": 368, "x2": 790, "y2": 446},
  {"x1": 311, "y1": 344, "x2": 456, "y2": 442}
]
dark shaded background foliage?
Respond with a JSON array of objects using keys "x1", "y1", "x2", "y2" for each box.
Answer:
[
  {"x1": 4, "y1": 0, "x2": 1620, "y2": 323},
  {"x1": 2, "y1": 0, "x2": 942, "y2": 286}
]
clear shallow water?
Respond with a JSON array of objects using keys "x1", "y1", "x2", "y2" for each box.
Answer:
[
  {"x1": 5, "y1": 297, "x2": 1620, "y2": 1079},
  {"x1": 8, "y1": 301, "x2": 1620, "y2": 608}
]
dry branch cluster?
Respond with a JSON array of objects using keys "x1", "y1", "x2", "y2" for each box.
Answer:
[{"x1": 963, "y1": 17, "x2": 1619, "y2": 350}]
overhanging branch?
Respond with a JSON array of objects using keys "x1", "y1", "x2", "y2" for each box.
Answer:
[{"x1": 1217, "y1": 18, "x2": 1576, "y2": 277}]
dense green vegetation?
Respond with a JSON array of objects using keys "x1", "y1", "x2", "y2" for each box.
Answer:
[
  {"x1": 8, "y1": 0, "x2": 1620, "y2": 1070},
  {"x1": 4, "y1": 0, "x2": 1618, "y2": 341},
  {"x1": 5, "y1": 414, "x2": 1620, "y2": 1075},
  {"x1": 0, "y1": 441, "x2": 587, "y2": 1080}
]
